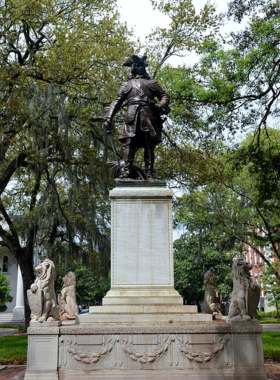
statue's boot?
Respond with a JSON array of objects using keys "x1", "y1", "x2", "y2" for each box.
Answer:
[
  {"x1": 120, "y1": 140, "x2": 136, "y2": 178},
  {"x1": 144, "y1": 134, "x2": 155, "y2": 181}
]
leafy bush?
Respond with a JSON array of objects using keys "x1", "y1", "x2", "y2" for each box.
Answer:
[
  {"x1": 258, "y1": 310, "x2": 279, "y2": 318},
  {"x1": 0, "y1": 268, "x2": 13, "y2": 311}
]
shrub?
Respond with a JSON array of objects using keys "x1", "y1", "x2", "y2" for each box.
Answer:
[{"x1": 0, "y1": 268, "x2": 13, "y2": 311}]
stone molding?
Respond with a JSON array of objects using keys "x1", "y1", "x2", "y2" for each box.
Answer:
[
  {"x1": 59, "y1": 324, "x2": 263, "y2": 335},
  {"x1": 28, "y1": 327, "x2": 60, "y2": 335},
  {"x1": 110, "y1": 188, "x2": 173, "y2": 198},
  {"x1": 230, "y1": 325, "x2": 263, "y2": 333}
]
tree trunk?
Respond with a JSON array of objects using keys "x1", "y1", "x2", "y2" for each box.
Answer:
[{"x1": 17, "y1": 248, "x2": 35, "y2": 330}]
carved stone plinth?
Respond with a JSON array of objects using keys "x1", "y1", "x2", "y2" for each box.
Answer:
[
  {"x1": 24, "y1": 327, "x2": 59, "y2": 380},
  {"x1": 25, "y1": 322, "x2": 267, "y2": 379}
]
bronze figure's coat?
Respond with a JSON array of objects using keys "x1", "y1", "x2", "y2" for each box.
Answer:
[{"x1": 103, "y1": 55, "x2": 170, "y2": 180}]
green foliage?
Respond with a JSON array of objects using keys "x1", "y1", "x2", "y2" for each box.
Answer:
[
  {"x1": 0, "y1": 0, "x2": 136, "y2": 327},
  {"x1": 196, "y1": 0, "x2": 280, "y2": 141},
  {"x1": 0, "y1": 335, "x2": 28, "y2": 364},
  {"x1": 0, "y1": 0, "x2": 134, "y2": 262},
  {"x1": 156, "y1": 0, "x2": 280, "y2": 181},
  {"x1": 174, "y1": 233, "x2": 234, "y2": 304},
  {"x1": 258, "y1": 310, "x2": 280, "y2": 319},
  {"x1": 148, "y1": 0, "x2": 222, "y2": 78},
  {"x1": 56, "y1": 267, "x2": 110, "y2": 307},
  {"x1": 0, "y1": 268, "x2": 13, "y2": 311},
  {"x1": 174, "y1": 129, "x2": 280, "y2": 278}
]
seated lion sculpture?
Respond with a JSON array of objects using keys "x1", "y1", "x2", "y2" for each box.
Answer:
[
  {"x1": 201, "y1": 270, "x2": 222, "y2": 319},
  {"x1": 58, "y1": 271, "x2": 79, "y2": 321},
  {"x1": 228, "y1": 258, "x2": 260, "y2": 321},
  {"x1": 27, "y1": 258, "x2": 60, "y2": 323}
]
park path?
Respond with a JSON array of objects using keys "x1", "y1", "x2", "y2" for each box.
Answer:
[{"x1": 0, "y1": 366, "x2": 25, "y2": 379}]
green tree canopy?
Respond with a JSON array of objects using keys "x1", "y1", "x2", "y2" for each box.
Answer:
[
  {"x1": 174, "y1": 128, "x2": 280, "y2": 282},
  {"x1": 0, "y1": 0, "x2": 134, "y2": 326},
  {"x1": 174, "y1": 232, "x2": 234, "y2": 305}
]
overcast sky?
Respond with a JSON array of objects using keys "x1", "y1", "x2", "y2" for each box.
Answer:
[
  {"x1": 116, "y1": 0, "x2": 230, "y2": 41},
  {"x1": 116, "y1": 0, "x2": 240, "y2": 66}
]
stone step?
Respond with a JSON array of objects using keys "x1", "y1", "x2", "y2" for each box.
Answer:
[
  {"x1": 89, "y1": 304, "x2": 197, "y2": 314},
  {"x1": 0, "y1": 315, "x2": 24, "y2": 325},
  {"x1": 102, "y1": 288, "x2": 184, "y2": 305},
  {"x1": 102, "y1": 297, "x2": 184, "y2": 305},
  {"x1": 77, "y1": 312, "x2": 212, "y2": 324}
]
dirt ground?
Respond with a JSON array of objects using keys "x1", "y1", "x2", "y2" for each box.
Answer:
[{"x1": 265, "y1": 358, "x2": 280, "y2": 379}]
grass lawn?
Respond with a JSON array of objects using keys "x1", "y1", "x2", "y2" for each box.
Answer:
[
  {"x1": 0, "y1": 331, "x2": 279, "y2": 364},
  {"x1": 260, "y1": 317, "x2": 280, "y2": 324},
  {"x1": 0, "y1": 335, "x2": 28, "y2": 365},
  {"x1": 262, "y1": 332, "x2": 280, "y2": 361}
]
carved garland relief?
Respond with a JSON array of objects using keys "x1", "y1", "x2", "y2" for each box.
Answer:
[{"x1": 61, "y1": 334, "x2": 231, "y2": 367}]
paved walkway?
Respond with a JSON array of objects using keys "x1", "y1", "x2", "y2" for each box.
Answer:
[
  {"x1": 0, "y1": 329, "x2": 19, "y2": 338},
  {"x1": 0, "y1": 366, "x2": 26, "y2": 380},
  {"x1": 262, "y1": 325, "x2": 280, "y2": 332}
]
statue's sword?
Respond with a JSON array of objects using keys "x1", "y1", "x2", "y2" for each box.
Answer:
[{"x1": 108, "y1": 133, "x2": 121, "y2": 169}]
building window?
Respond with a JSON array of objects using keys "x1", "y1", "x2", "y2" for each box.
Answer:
[{"x1": 2, "y1": 256, "x2": 8, "y2": 273}]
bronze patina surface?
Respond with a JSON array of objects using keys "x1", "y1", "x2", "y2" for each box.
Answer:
[{"x1": 103, "y1": 55, "x2": 170, "y2": 181}]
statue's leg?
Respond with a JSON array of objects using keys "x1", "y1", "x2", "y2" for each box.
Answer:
[
  {"x1": 121, "y1": 138, "x2": 136, "y2": 178},
  {"x1": 144, "y1": 133, "x2": 155, "y2": 180}
]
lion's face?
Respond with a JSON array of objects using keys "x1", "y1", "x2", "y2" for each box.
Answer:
[
  {"x1": 63, "y1": 271, "x2": 76, "y2": 288},
  {"x1": 232, "y1": 258, "x2": 252, "y2": 280},
  {"x1": 35, "y1": 259, "x2": 55, "y2": 282},
  {"x1": 204, "y1": 271, "x2": 217, "y2": 286}
]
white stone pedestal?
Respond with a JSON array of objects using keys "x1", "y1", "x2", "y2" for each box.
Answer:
[
  {"x1": 24, "y1": 327, "x2": 59, "y2": 380},
  {"x1": 107, "y1": 186, "x2": 180, "y2": 301},
  {"x1": 77, "y1": 185, "x2": 209, "y2": 324}
]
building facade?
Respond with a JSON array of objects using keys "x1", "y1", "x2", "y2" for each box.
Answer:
[
  {"x1": 0, "y1": 247, "x2": 25, "y2": 322},
  {"x1": 243, "y1": 239, "x2": 278, "y2": 313}
]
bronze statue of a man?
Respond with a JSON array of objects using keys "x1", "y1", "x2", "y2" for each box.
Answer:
[{"x1": 103, "y1": 55, "x2": 170, "y2": 180}]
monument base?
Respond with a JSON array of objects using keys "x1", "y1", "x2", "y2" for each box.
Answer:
[
  {"x1": 102, "y1": 288, "x2": 183, "y2": 305},
  {"x1": 25, "y1": 321, "x2": 267, "y2": 380},
  {"x1": 77, "y1": 311, "x2": 211, "y2": 324}
]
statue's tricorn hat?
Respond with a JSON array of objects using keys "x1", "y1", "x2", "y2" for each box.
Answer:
[{"x1": 123, "y1": 54, "x2": 148, "y2": 67}]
